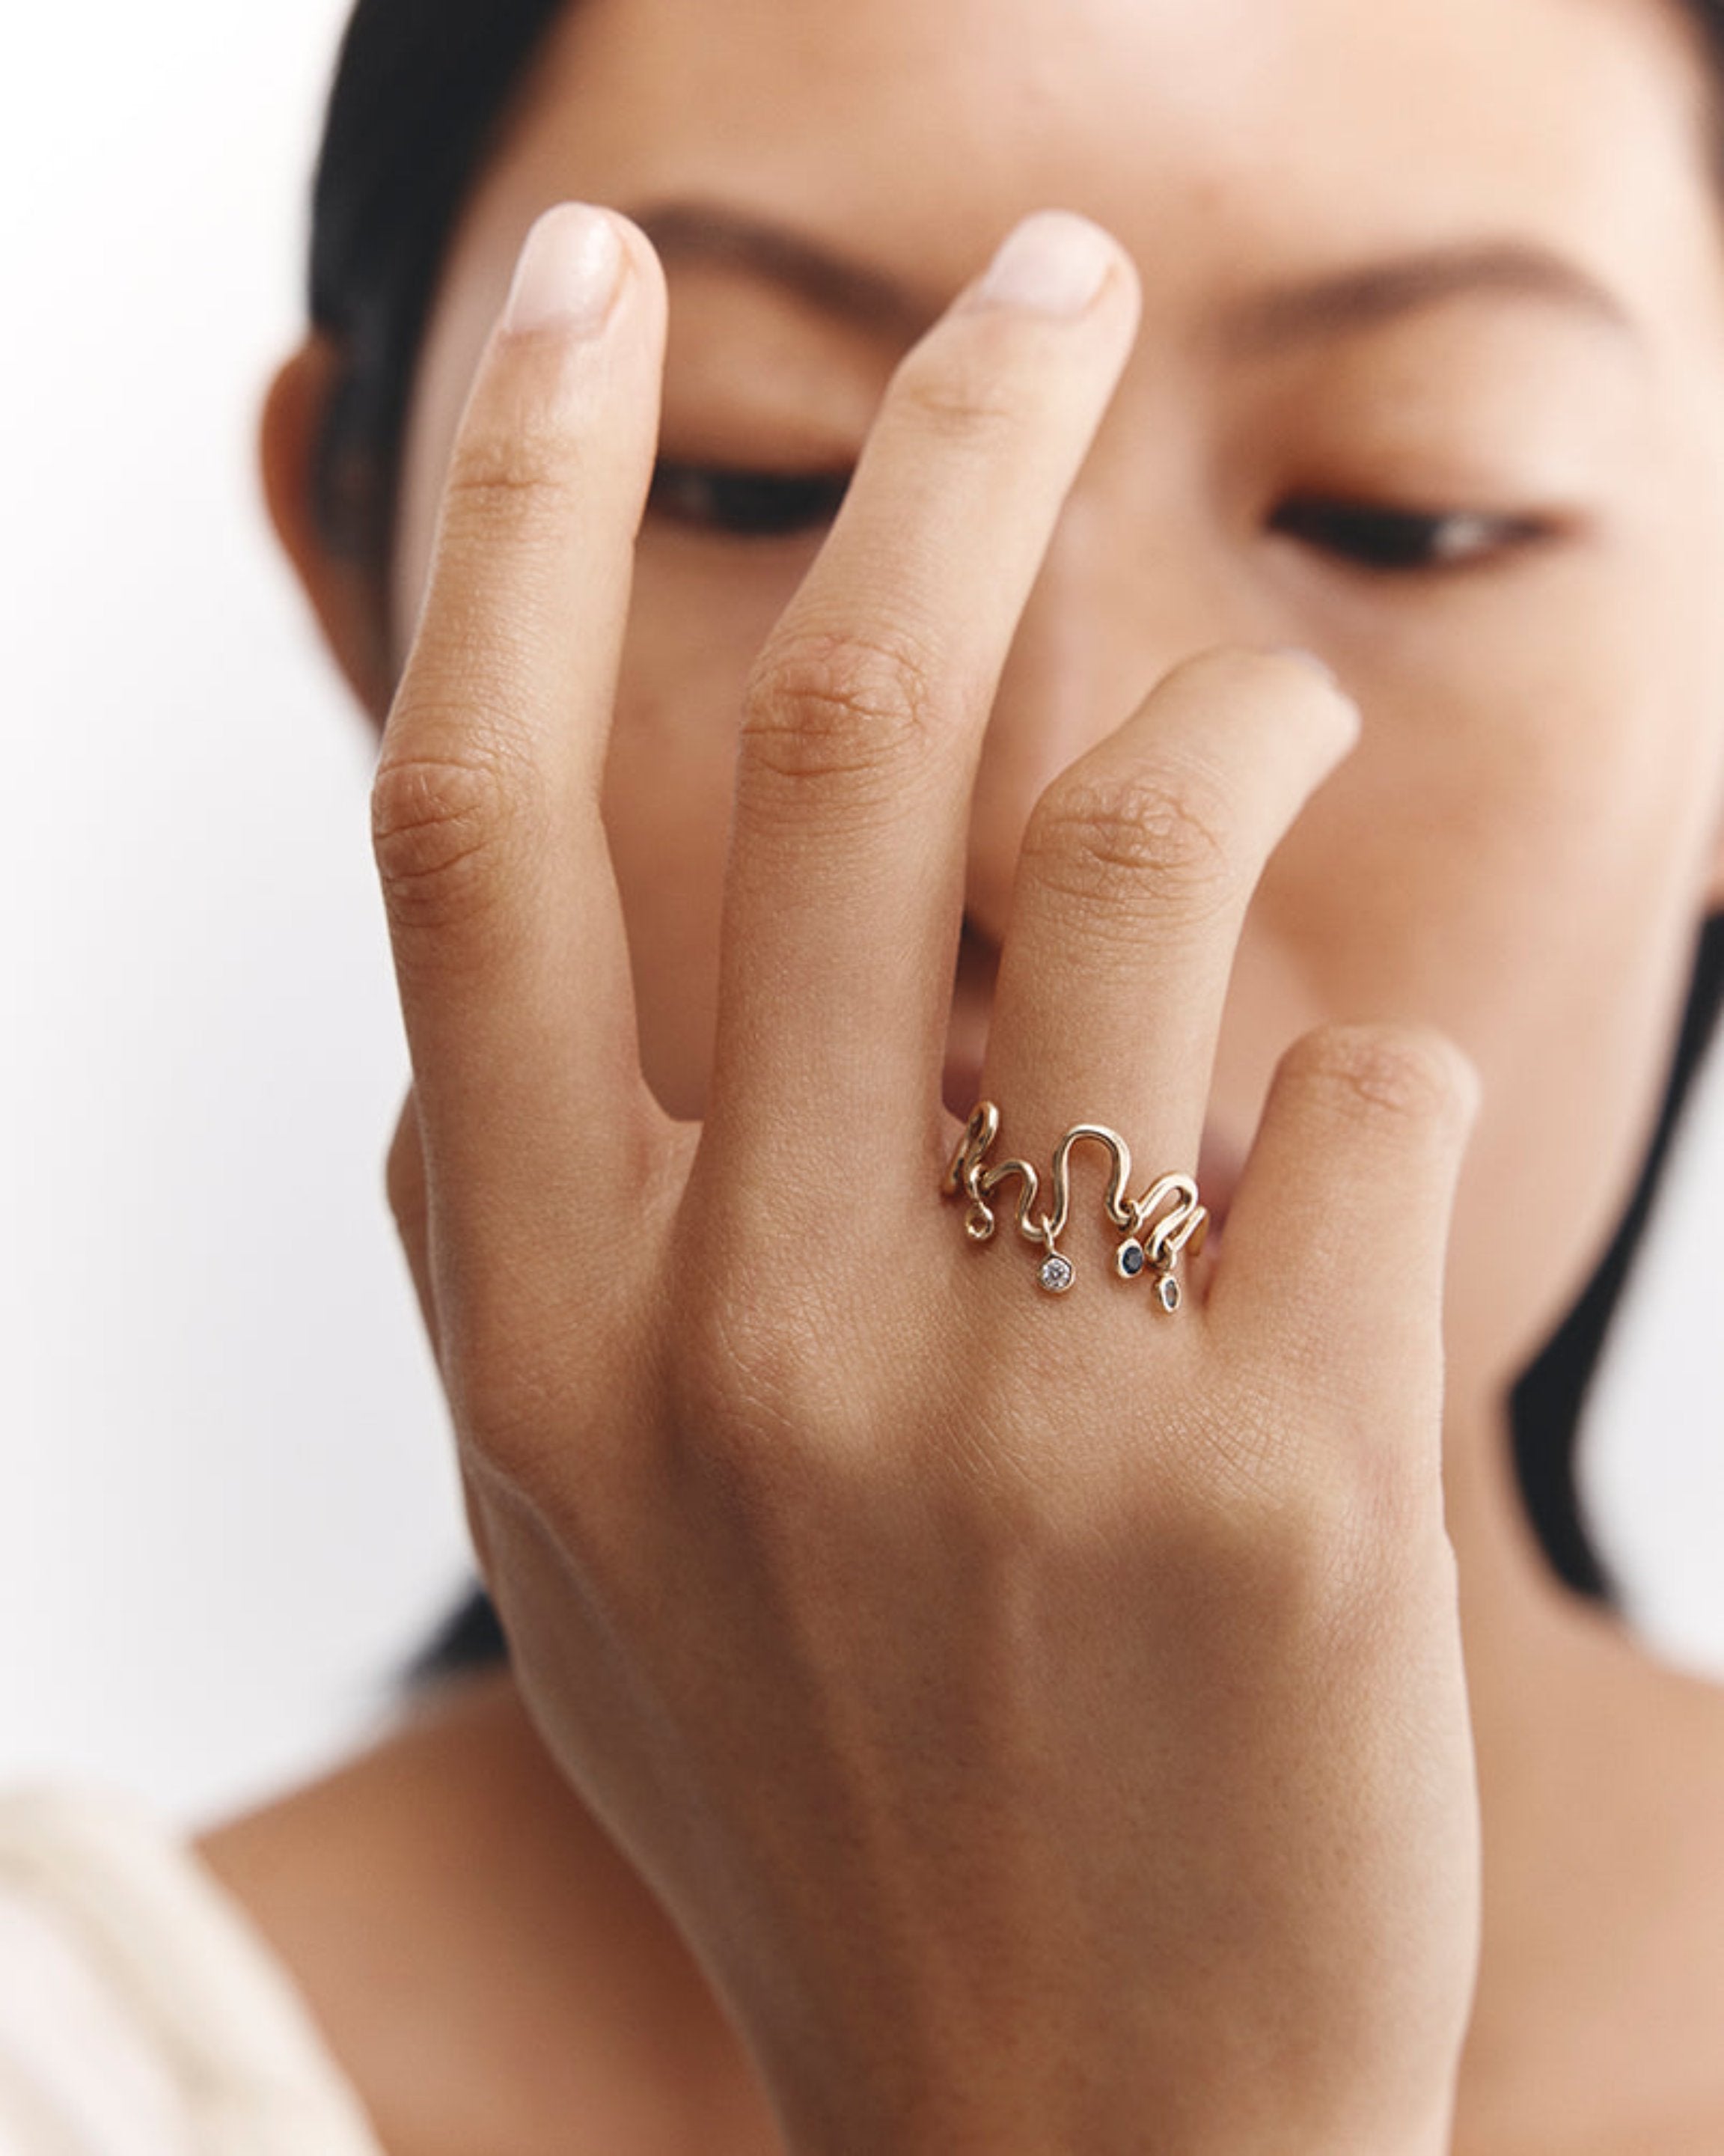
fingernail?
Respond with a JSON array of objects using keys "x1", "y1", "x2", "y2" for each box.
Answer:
[
  {"x1": 1271, "y1": 643, "x2": 1360, "y2": 715},
  {"x1": 1452, "y1": 1045, "x2": 1485, "y2": 1133},
  {"x1": 970, "y1": 211, "x2": 1116, "y2": 317},
  {"x1": 504, "y1": 204, "x2": 625, "y2": 338},
  {"x1": 1267, "y1": 644, "x2": 1342, "y2": 691}
]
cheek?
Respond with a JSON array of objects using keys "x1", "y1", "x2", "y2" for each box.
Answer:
[
  {"x1": 602, "y1": 537, "x2": 820, "y2": 1117},
  {"x1": 1241, "y1": 543, "x2": 1724, "y2": 1396}
]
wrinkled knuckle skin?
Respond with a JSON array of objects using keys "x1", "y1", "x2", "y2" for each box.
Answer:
[
  {"x1": 891, "y1": 333, "x2": 1027, "y2": 445},
  {"x1": 676, "y1": 1257, "x2": 851, "y2": 1455},
  {"x1": 1176, "y1": 1442, "x2": 1395, "y2": 1651},
  {"x1": 371, "y1": 740, "x2": 531, "y2": 941},
  {"x1": 1286, "y1": 1023, "x2": 1470, "y2": 1137},
  {"x1": 1022, "y1": 766, "x2": 1236, "y2": 927},
  {"x1": 442, "y1": 407, "x2": 580, "y2": 537},
  {"x1": 742, "y1": 629, "x2": 944, "y2": 795}
]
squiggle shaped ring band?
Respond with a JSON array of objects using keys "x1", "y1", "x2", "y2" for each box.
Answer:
[{"x1": 942, "y1": 1102, "x2": 1208, "y2": 1311}]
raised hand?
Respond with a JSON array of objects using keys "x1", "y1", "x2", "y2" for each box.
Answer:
[{"x1": 375, "y1": 202, "x2": 1481, "y2": 2156}]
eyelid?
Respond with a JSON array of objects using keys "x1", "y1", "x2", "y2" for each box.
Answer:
[
  {"x1": 1267, "y1": 496, "x2": 1556, "y2": 572},
  {"x1": 646, "y1": 456, "x2": 854, "y2": 538},
  {"x1": 646, "y1": 448, "x2": 1565, "y2": 572}
]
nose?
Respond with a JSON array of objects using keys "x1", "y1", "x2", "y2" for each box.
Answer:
[{"x1": 962, "y1": 490, "x2": 1247, "y2": 943}]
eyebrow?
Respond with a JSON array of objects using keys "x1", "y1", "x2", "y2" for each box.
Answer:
[
  {"x1": 635, "y1": 202, "x2": 938, "y2": 339},
  {"x1": 1208, "y1": 240, "x2": 1637, "y2": 358},
  {"x1": 632, "y1": 202, "x2": 1636, "y2": 358}
]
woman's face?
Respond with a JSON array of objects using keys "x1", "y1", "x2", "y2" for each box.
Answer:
[{"x1": 379, "y1": 0, "x2": 1724, "y2": 1417}]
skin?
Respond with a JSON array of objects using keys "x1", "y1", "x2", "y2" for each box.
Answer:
[{"x1": 204, "y1": 0, "x2": 1724, "y2": 2149}]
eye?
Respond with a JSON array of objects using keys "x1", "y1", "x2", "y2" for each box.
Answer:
[
  {"x1": 1268, "y1": 498, "x2": 1547, "y2": 573},
  {"x1": 647, "y1": 459, "x2": 852, "y2": 538}
]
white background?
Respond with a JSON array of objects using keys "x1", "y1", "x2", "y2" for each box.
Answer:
[{"x1": 1, "y1": 1, "x2": 1722, "y2": 1829}]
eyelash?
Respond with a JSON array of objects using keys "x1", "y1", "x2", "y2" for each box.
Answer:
[
  {"x1": 648, "y1": 461, "x2": 852, "y2": 538},
  {"x1": 646, "y1": 459, "x2": 1546, "y2": 573},
  {"x1": 1265, "y1": 498, "x2": 1547, "y2": 572}
]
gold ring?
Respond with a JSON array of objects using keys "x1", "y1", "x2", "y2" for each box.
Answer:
[{"x1": 943, "y1": 1101, "x2": 1207, "y2": 1310}]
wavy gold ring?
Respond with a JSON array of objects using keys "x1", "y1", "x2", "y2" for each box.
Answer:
[{"x1": 943, "y1": 1101, "x2": 1208, "y2": 1310}]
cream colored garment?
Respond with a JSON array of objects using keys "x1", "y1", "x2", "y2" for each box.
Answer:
[{"x1": 0, "y1": 1791, "x2": 383, "y2": 2155}]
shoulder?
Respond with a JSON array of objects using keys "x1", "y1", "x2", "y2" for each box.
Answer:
[
  {"x1": 196, "y1": 1671, "x2": 782, "y2": 2156},
  {"x1": 0, "y1": 1783, "x2": 382, "y2": 2153}
]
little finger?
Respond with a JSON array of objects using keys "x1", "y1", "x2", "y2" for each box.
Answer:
[{"x1": 1212, "y1": 1021, "x2": 1482, "y2": 1446}]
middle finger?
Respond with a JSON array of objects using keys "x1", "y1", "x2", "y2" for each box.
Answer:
[{"x1": 703, "y1": 212, "x2": 1140, "y2": 1194}]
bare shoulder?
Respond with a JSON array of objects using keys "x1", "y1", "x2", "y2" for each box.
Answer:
[{"x1": 197, "y1": 1670, "x2": 782, "y2": 2156}]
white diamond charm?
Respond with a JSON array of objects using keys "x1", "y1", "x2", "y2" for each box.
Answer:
[{"x1": 1039, "y1": 1253, "x2": 1076, "y2": 1295}]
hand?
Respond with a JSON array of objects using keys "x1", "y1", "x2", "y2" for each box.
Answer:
[{"x1": 375, "y1": 202, "x2": 1481, "y2": 2156}]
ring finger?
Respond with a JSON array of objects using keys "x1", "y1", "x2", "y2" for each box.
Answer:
[{"x1": 979, "y1": 647, "x2": 1360, "y2": 1256}]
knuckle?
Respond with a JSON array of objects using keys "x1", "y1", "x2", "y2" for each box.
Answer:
[
  {"x1": 742, "y1": 627, "x2": 944, "y2": 797},
  {"x1": 1224, "y1": 1365, "x2": 1430, "y2": 1544},
  {"x1": 663, "y1": 1274, "x2": 878, "y2": 1572},
  {"x1": 1332, "y1": 1439, "x2": 1440, "y2": 1591},
  {"x1": 676, "y1": 1255, "x2": 852, "y2": 1456},
  {"x1": 370, "y1": 734, "x2": 534, "y2": 940},
  {"x1": 1294, "y1": 1462, "x2": 1449, "y2": 1678},
  {"x1": 1165, "y1": 1372, "x2": 1441, "y2": 1619},
  {"x1": 1022, "y1": 763, "x2": 1236, "y2": 925},
  {"x1": 442, "y1": 406, "x2": 579, "y2": 537},
  {"x1": 1281, "y1": 1023, "x2": 1476, "y2": 1138},
  {"x1": 890, "y1": 332, "x2": 1027, "y2": 445},
  {"x1": 1184, "y1": 1440, "x2": 1393, "y2": 1640}
]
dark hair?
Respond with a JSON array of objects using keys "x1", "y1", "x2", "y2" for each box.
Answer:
[
  {"x1": 308, "y1": 0, "x2": 571, "y2": 589},
  {"x1": 303, "y1": 0, "x2": 1724, "y2": 1676}
]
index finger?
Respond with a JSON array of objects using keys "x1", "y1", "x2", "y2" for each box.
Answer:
[{"x1": 373, "y1": 205, "x2": 669, "y2": 1269}]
